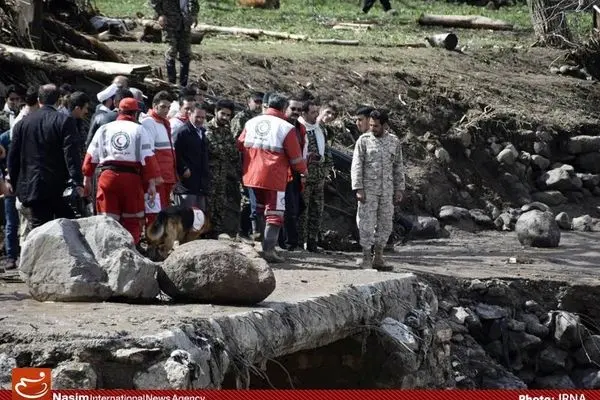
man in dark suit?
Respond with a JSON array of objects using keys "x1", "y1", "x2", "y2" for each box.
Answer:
[
  {"x1": 8, "y1": 84, "x2": 85, "y2": 229},
  {"x1": 173, "y1": 102, "x2": 210, "y2": 211}
]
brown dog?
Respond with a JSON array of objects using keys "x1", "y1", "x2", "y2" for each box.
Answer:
[{"x1": 145, "y1": 206, "x2": 212, "y2": 261}]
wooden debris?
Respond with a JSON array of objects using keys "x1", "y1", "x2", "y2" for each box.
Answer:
[
  {"x1": 42, "y1": 17, "x2": 126, "y2": 63},
  {"x1": 417, "y1": 14, "x2": 514, "y2": 31},
  {"x1": 332, "y1": 23, "x2": 373, "y2": 31},
  {"x1": 0, "y1": 44, "x2": 152, "y2": 78},
  {"x1": 308, "y1": 39, "x2": 359, "y2": 45}
]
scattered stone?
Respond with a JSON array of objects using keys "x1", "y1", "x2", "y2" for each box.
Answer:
[
  {"x1": 113, "y1": 348, "x2": 162, "y2": 365},
  {"x1": 380, "y1": 317, "x2": 419, "y2": 351},
  {"x1": 572, "y1": 215, "x2": 593, "y2": 232},
  {"x1": 412, "y1": 216, "x2": 443, "y2": 239},
  {"x1": 582, "y1": 188, "x2": 593, "y2": 198},
  {"x1": 549, "y1": 311, "x2": 582, "y2": 349},
  {"x1": 509, "y1": 331, "x2": 542, "y2": 351},
  {"x1": 575, "y1": 152, "x2": 600, "y2": 174},
  {"x1": 531, "y1": 191, "x2": 567, "y2": 206},
  {"x1": 555, "y1": 212, "x2": 572, "y2": 230},
  {"x1": 574, "y1": 335, "x2": 600, "y2": 365},
  {"x1": 572, "y1": 369, "x2": 600, "y2": 389},
  {"x1": 134, "y1": 350, "x2": 200, "y2": 389},
  {"x1": 452, "y1": 334, "x2": 464, "y2": 342},
  {"x1": 447, "y1": 319, "x2": 468, "y2": 334},
  {"x1": 0, "y1": 354, "x2": 16, "y2": 389},
  {"x1": 505, "y1": 143, "x2": 519, "y2": 157},
  {"x1": 566, "y1": 135, "x2": 600, "y2": 154},
  {"x1": 19, "y1": 216, "x2": 159, "y2": 302},
  {"x1": 538, "y1": 347, "x2": 569, "y2": 373},
  {"x1": 531, "y1": 155, "x2": 550, "y2": 171},
  {"x1": 435, "y1": 320, "x2": 453, "y2": 343},
  {"x1": 435, "y1": 147, "x2": 451, "y2": 163},
  {"x1": 469, "y1": 209, "x2": 493, "y2": 227},
  {"x1": 534, "y1": 374, "x2": 575, "y2": 389},
  {"x1": 439, "y1": 205, "x2": 470, "y2": 221},
  {"x1": 497, "y1": 148, "x2": 516, "y2": 165},
  {"x1": 515, "y1": 210, "x2": 561, "y2": 248},
  {"x1": 507, "y1": 319, "x2": 526, "y2": 332},
  {"x1": 468, "y1": 279, "x2": 486, "y2": 291},
  {"x1": 52, "y1": 362, "x2": 97, "y2": 389},
  {"x1": 494, "y1": 213, "x2": 513, "y2": 231},
  {"x1": 520, "y1": 202, "x2": 551, "y2": 213},
  {"x1": 538, "y1": 166, "x2": 582, "y2": 191},
  {"x1": 519, "y1": 151, "x2": 531, "y2": 164},
  {"x1": 438, "y1": 300, "x2": 457, "y2": 312},
  {"x1": 577, "y1": 173, "x2": 600, "y2": 189},
  {"x1": 521, "y1": 313, "x2": 550, "y2": 338},
  {"x1": 160, "y1": 240, "x2": 276, "y2": 305},
  {"x1": 474, "y1": 303, "x2": 508, "y2": 320},
  {"x1": 534, "y1": 141, "x2": 552, "y2": 158},
  {"x1": 450, "y1": 306, "x2": 471, "y2": 324},
  {"x1": 490, "y1": 142, "x2": 503, "y2": 156}
]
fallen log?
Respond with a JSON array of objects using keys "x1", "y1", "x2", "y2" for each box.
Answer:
[
  {"x1": 417, "y1": 14, "x2": 514, "y2": 31},
  {"x1": 0, "y1": 44, "x2": 152, "y2": 79},
  {"x1": 42, "y1": 17, "x2": 126, "y2": 63},
  {"x1": 195, "y1": 24, "x2": 308, "y2": 40},
  {"x1": 308, "y1": 39, "x2": 360, "y2": 45}
]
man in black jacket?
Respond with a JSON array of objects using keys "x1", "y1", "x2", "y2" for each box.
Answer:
[
  {"x1": 173, "y1": 102, "x2": 210, "y2": 211},
  {"x1": 8, "y1": 84, "x2": 85, "y2": 229}
]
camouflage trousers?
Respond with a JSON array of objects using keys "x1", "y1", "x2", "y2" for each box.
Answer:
[
  {"x1": 208, "y1": 178, "x2": 227, "y2": 235},
  {"x1": 164, "y1": 27, "x2": 191, "y2": 64},
  {"x1": 298, "y1": 180, "x2": 325, "y2": 243},
  {"x1": 356, "y1": 192, "x2": 394, "y2": 249}
]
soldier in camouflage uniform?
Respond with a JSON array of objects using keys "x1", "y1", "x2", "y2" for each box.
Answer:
[
  {"x1": 298, "y1": 100, "x2": 333, "y2": 252},
  {"x1": 150, "y1": 0, "x2": 199, "y2": 87},
  {"x1": 230, "y1": 91, "x2": 264, "y2": 239},
  {"x1": 351, "y1": 109, "x2": 405, "y2": 271},
  {"x1": 206, "y1": 100, "x2": 238, "y2": 237}
]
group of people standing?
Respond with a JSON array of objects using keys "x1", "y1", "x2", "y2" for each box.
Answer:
[{"x1": 0, "y1": 76, "x2": 406, "y2": 271}]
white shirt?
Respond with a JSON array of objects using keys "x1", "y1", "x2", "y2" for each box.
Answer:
[{"x1": 298, "y1": 116, "x2": 325, "y2": 160}]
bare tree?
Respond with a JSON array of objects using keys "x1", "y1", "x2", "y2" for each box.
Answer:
[{"x1": 528, "y1": 0, "x2": 575, "y2": 48}]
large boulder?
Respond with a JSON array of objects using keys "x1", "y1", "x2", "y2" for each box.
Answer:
[
  {"x1": 515, "y1": 210, "x2": 560, "y2": 248},
  {"x1": 19, "y1": 216, "x2": 160, "y2": 302},
  {"x1": 159, "y1": 240, "x2": 276, "y2": 305},
  {"x1": 566, "y1": 136, "x2": 600, "y2": 154}
]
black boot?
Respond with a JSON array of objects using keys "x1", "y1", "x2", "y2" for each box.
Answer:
[
  {"x1": 306, "y1": 238, "x2": 320, "y2": 253},
  {"x1": 166, "y1": 59, "x2": 177, "y2": 84},
  {"x1": 179, "y1": 61, "x2": 190, "y2": 87}
]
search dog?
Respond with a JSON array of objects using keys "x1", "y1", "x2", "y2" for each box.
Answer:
[{"x1": 145, "y1": 205, "x2": 212, "y2": 261}]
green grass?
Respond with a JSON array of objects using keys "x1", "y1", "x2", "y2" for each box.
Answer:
[{"x1": 93, "y1": 0, "x2": 591, "y2": 47}]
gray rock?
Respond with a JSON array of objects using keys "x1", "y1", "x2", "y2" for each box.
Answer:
[
  {"x1": 531, "y1": 191, "x2": 567, "y2": 206},
  {"x1": 468, "y1": 279, "x2": 486, "y2": 291},
  {"x1": 497, "y1": 148, "x2": 516, "y2": 165},
  {"x1": 507, "y1": 319, "x2": 526, "y2": 332},
  {"x1": 521, "y1": 313, "x2": 550, "y2": 338},
  {"x1": 534, "y1": 374, "x2": 575, "y2": 389},
  {"x1": 534, "y1": 141, "x2": 552, "y2": 158},
  {"x1": 505, "y1": 143, "x2": 519, "y2": 157},
  {"x1": 577, "y1": 173, "x2": 600, "y2": 189},
  {"x1": 435, "y1": 147, "x2": 451, "y2": 163},
  {"x1": 538, "y1": 347, "x2": 569, "y2": 373},
  {"x1": 555, "y1": 212, "x2": 572, "y2": 230},
  {"x1": 519, "y1": 151, "x2": 532, "y2": 164},
  {"x1": 594, "y1": 187, "x2": 600, "y2": 196},
  {"x1": 474, "y1": 303, "x2": 508, "y2": 320},
  {"x1": 380, "y1": 317, "x2": 419, "y2": 351},
  {"x1": 113, "y1": 348, "x2": 163, "y2": 365},
  {"x1": 521, "y1": 202, "x2": 551, "y2": 213},
  {"x1": 494, "y1": 213, "x2": 513, "y2": 231},
  {"x1": 572, "y1": 215, "x2": 593, "y2": 232},
  {"x1": 134, "y1": 350, "x2": 199, "y2": 389},
  {"x1": 439, "y1": 205, "x2": 471, "y2": 221},
  {"x1": 19, "y1": 216, "x2": 159, "y2": 302},
  {"x1": 572, "y1": 369, "x2": 600, "y2": 389},
  {"x1": 531, "y1": 155, "x2": 551, "y2": 171},
  {"x1": 490, "y1": 142, "x2": 503, "y2": 156},
  {"x1": 0, "y1": 353, "x2": 16, "y2": 389},
  {"x1": 435, "y1": 320, "x2": 453, "y2": 343},
  {"x1": 510, "y1": 331, "x2": 542, "y2": 351},
  {"x1": 566, "y1": 135, "x2": 600, "y2": 154},
  {"x1": 52, "y1": 362, "x2": 97, "y2": 389},
  {"x1": 450, "y1": 306, "x2": 471, "y2": 324},
  {"x1": 575, "y1": 152, "x2": 600, "y2": 174},
  {"x1": 515, "y1": 210, "x2": 561, "y2": 248},
  {"x1": 574, "y1": 335, "x2": 600, "y2": 365},
  {"x1": 538, "y1": 166, "x2": 582, "y2": 191},
  {"x1": 160, "y1": 240, "x2": 276, "y2": 305},
  {"x1": 469, "y1": 209, "x2": 493, "y2": 227},
  {"x1": 412, "y1": 216, "x2": 443, "y2": 238},
  {"x1": 549, "y1": 311, "x2": 582, "y2": 349}
]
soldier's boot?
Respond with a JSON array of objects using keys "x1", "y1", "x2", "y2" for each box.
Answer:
[
  {"x1": 357, "y1": 247, "x2": 373, "y2": 269},
  {"x1": 306, "y1": 237, "x2": 320, "y2": 253},
  {"x1": 373, "y1": 245, "x2": 393, "y2": 271},
  {"x1": 262, "y1": 223, "x2": 285, "y2": 263},
  {"x1": 166, "y1": 59, "x2": 177, "y2": 84},
  {"x1": 179, "y1": 61, "x2": 190, "y2": 88}
]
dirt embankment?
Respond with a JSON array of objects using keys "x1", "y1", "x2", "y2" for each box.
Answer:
[{"x1": 114, "y1": 42, "x2": 600, "y2": 234}]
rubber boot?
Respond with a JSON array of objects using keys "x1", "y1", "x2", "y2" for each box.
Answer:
[
  {"x1": 262, "y1": 223, "x2": 285, "y2": 263},
  {"x1": 373, "y1": 245, "x2": 393, "y2": 271},
  {"x1": 179, "y1": 61, "x2": 190, "y2": 87},
  {"x1": 306, "y1": 238, "x2": 319, "y2": 253},
  {"x1": 166, "y1": 59, "x2": 177, "y2": 84},
  {"x1": 357, "y1": 247, "x2": 373, "y2": 269}
]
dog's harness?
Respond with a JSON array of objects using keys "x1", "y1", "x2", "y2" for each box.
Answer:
[{"x1": 192, "y1": 207, "x2": 205, "y2": 232}]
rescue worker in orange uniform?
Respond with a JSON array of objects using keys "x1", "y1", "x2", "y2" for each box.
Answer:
[
  {"x1": 82, "y1": 98, "x2": 161, "y2": 244},
  {"x1": 237, "y1": 93, "x2": 308, "y2": 263}
]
